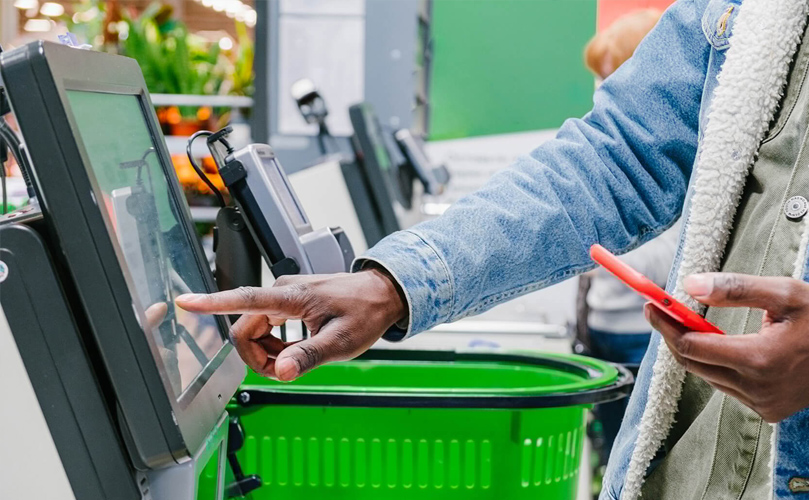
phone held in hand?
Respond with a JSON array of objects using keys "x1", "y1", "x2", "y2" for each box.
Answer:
[{"x1": 589, "y1": 244, "x2": 724, "y2": 334}]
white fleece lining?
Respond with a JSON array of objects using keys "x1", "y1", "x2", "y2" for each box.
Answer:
[{"x1": 620, "y1": 1, "x2": 809, "y2": 498}]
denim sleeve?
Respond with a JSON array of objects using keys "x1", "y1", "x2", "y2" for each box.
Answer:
[{"x1": 355, "y1": 0, "x2": 709, "y2": 341}]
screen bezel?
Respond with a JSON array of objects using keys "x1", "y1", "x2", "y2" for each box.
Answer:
[{"x1": 0, "y1": 42, "x2": 244, "y2": 468}]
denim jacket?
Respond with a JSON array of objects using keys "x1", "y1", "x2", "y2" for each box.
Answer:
[{"x1": 356, "y1": 0, "x2": 809, "y2": 497}]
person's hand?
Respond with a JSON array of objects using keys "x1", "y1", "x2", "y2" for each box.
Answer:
[
  {"x1": 646, "y1": 272, "x2": 809, "y2": 423},
  {"x1": 145, "y1": 302, "x2": 168, "y2": 329},
  {"x1": 175, "y1": 269, "x2": 407, "y2": 381}
]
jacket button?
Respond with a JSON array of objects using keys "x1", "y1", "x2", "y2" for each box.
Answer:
[
  {"x1": 789, "y1": 477, "x2": 809, "y2": 493},
  {"x1": 784, "y1": 196, "x2": 809, "y2": 220}
]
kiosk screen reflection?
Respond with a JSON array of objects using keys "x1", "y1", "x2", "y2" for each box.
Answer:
[{"x1": 66, "y1": 90, "x2": 224, "y2": 397}]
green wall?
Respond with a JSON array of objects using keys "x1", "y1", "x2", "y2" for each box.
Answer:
[{"x1": 428, "y1": 0, "x2": 597, "y2": 140}]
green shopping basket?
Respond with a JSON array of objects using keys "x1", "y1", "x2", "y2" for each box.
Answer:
[{"x1": 208, "y1": 349, "x2": 633, "y2": 500}]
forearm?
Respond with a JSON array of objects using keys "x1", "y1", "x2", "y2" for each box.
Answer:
[{"x1": 359, "y1": 0, "x2": 708, "y2": 339}]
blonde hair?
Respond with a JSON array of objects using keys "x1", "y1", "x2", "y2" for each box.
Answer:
[{"x1": 584, "y1": 9, "x2": 663, "y2": 79}]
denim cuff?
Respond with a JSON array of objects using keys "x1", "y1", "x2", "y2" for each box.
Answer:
[{"x1": 351, "y1": 229, "x2": 454, "y2": 341}]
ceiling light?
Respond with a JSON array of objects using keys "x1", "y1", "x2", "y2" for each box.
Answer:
[
  {"x1": 13, "y1": 0, "x2": 38, "y2": 10},
  {"x1": 226, "y1": 1, "x2": 242, "y2": 15},
  {"x1": 212, "y1": 0, "x2": 227, "y2": 12},
  {"x1": 219, "y1": 36, "x2": 233, "y2": 51},
  {"x1": 40, "y1": 2, "x2": 64, "y2": 17},
  {"x1": 24, "y1": 19, "x2": 52, "y2": 32},
  {"x1": 245, "y1": 9, "x2": 257, "y2": 27},
  {"x1": 77, "y1": 6, "x2": 100, "y2": 22},
  {"x1": 202, "y1": 0, "x2": 214, "y2": 6}
]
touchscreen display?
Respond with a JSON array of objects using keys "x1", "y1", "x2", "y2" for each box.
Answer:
[{"x1": 66, "y1": 90, "x2": 225, "y2": 398}]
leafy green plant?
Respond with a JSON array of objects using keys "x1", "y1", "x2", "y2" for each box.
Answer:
[
  {"x1": 122, "y1": 3, "x2": 226, "y2": 118},
  {"x1": 231, "y1": 21, "x2": 255, "y2": 97},
  {"x1": 67, "y1": 1, "x2": 254, "y2": 119}
]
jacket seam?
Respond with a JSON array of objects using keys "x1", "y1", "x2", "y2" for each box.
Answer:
[
  {"x1": 762, "y1": 39, "x2": 809, "y2": 145},
  {"x1": 406, "y1": 229, "x2": 457, "y2": 324}
]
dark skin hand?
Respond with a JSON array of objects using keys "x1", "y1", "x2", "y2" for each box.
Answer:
[
  {"x1": 175, "y1": 269, "x2": 407, "y2": 381},
  {"x1": 647, "y1": 272, "x2": 809, "y2": 423}
]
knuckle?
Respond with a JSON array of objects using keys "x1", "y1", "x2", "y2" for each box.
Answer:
[
  {"x1": 274, "y1": 275, "x2": 293, "y2": 287},
  {"x1": 748, "y1": 351, "x2": 773, "y2": 374},
  {"x1": 674, "y1": 335, "x2": 693, "y2": 358},
  {"x1": 785, "y1": 279, "x2": 803, "y2": 298},
  {"x1": 782, "y1": 280, "x2": 806, "y2": 309},
  {"x1": 234, "y1": 286, "x2": 259, "y2": 307},
  {"x1": 282, "y1": 283, "x2": 312, "y2": 309},
  {"x1": 722, "y1": 274, "x2": 747, "y2": 301}
]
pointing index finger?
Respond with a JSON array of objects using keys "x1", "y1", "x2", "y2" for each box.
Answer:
[{"x1": 175, "y1": 286, "x2": 306, "y2": 317}]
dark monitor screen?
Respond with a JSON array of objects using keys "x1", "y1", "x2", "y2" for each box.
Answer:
[
  {"x1": 66, "y1": 90, "x2": 224, "y2": 397},
  {"x1": 349, "y1": 103, "x2": 402, "y2": 236}
]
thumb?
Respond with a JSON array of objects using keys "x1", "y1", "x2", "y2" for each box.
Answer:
[
  {"x1": 684, "y1": 273, "x2": 802, "y2": 314},
  {"x1": 274, "y1": 322, "x2": 354, "y2": 381}
]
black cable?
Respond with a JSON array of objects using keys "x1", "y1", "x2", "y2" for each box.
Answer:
[
  {"x1": 187, "y1": 130, "x2": 226, "y2": 208},
  {"x1": 0, "y1": 119, "x2": 36, "y2": 200},
  {"x1": 315, "y1": 133, "x2": 327, "y2": 156},
  {"x1": 316, "y1": 122, "x2": 330, "y2": 156},
  {"x1": 216, "y1": 136, "x2": 235, "y2": 155},
  {"x1": 1, "y1": 166, "x2": 6, "y2": 215}
]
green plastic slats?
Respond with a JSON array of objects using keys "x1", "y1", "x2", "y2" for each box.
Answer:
[
  {"x1": 308, "y1": 437, "x2": 319, "y2": 486},
  {"x1": 276, "y1": 437, "x2": 288, "y2": 486},
  {"x1": 418, "y1": 439, "x2": 429, "y2": 489},
  {"x1": 521, "y1": 438, "x2": 532, "y2": 487},
  {"x1": 480, "y1": 440, "x2": 492, "y2": 489},
  {"x1": 356, "y1": 439, "x2": 367, "y2": 487},
  {"x1": 339, "y1": 438, "x2": 351, "y2": 487},
  {"x1": 449, "y1": 440, "x2": 460, "y2": 489},
  {"x1": 387, "y1": 439, "x2": 398, "y2": 488},
  {"x1": 465, "y1": 440, "x2": 476, "y2": 489},
  {"x1": 434, "y1": 440, "x2": 445, "y2": 488},
  {"x1": 572, "y1": 429, "x2": 582, "y2": 478},
  {"x1": 292, "y1": 437, "x2": 304, "y2": 486},
  {"x1": 544, "y1": 434, "x2": 555, "y2": 486},
  {"x1": 555, "y1": 432, "x2": 565, "y2": 483},
  {"x1": 402, "y1": 439, "x2": 413, "y2": 488},
  {"x1": 323, "y1": 438, "x2": 335, "y2": 487},
  {"x1": 371, "y1": 439, "x2": 382, "y2": 488},
  {"x1": 532, "y1": 437, "x2": 544, "y2": 487},
  {"x1": 260, "y1": 437, "x2": 272, "y2": 486},
  {"x1": 244, "y1": 436, "x2": 257, "y2": 476}
]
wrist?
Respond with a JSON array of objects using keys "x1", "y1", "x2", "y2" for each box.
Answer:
[{"x1": 363, "y1": 266, "x2": 408, "y2": 326}]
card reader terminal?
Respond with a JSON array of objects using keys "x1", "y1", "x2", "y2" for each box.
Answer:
[
  {"x1": 218, "y1": 143, "x2": 355, "y2": 277},
  {"x1": 394, "y1": 128, "x2": 450, "y2": 196}
]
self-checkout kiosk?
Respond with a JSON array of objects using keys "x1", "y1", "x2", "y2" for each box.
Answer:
[
  {"x1": 280, "y1": 101, "x2": 450, "y2": 252},
  {"x1": 0, "y1": 41, "x2": 347, "y2": 500}
]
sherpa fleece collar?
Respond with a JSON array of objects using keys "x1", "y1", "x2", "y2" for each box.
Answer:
[{"x1": 620, "y1": 1, "x2": 809, "y2": 499}]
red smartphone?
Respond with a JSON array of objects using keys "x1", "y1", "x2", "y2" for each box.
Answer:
[{"x1": 589, "y1": 244, "x2": 723, "y2": 334}]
